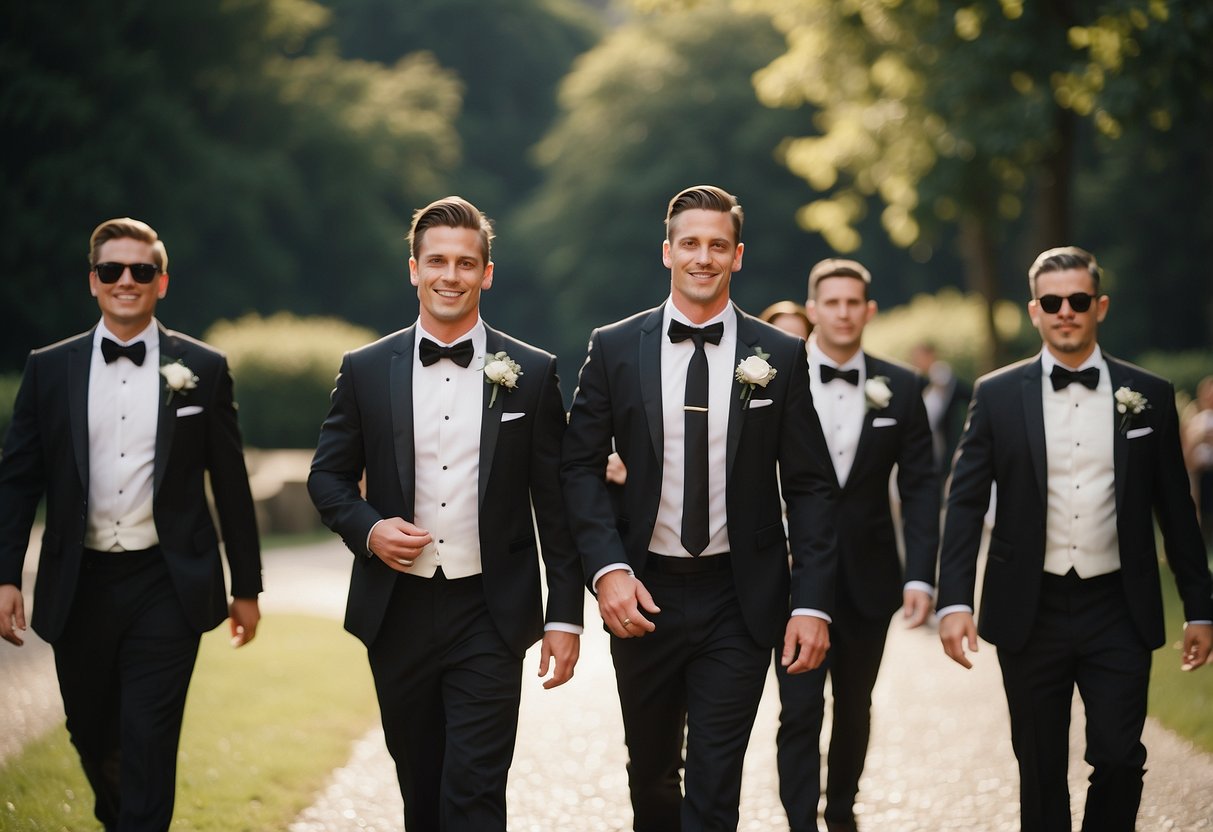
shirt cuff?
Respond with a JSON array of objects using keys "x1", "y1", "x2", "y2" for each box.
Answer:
[
  {"x1": 544, "y1": 622, "x2": 584, "y2": 635},
  {"x1": 1186, "y1": 620, "x2": 1213, "y2": 626},
  {"x1": 790, "y1": 608, "x2": 833, "y2": 625},
  {"x1": 904, "y1": 581, "x2": 935, "y2": 598},
  {"x1": 365, "y1": 519, "x2": 386, "y2": 557},
  {"x1": 591, "y1": 563, "x2": 633, "y2": 594},
  {"x1": 936, "y1": 604, "x2": 973, "y2": 619}
]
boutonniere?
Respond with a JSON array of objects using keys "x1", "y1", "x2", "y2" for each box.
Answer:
[
  {"x1": 1114, "y1": 386, "x2": 1149, "y2": 432},
  {"x1": 864, "y1": 375, "x2": 893, "y2": 411},
  {"x1": 735, "y1": 347, "x2": 777, "y2": 407},
  {"x1": 483, "y1": 351, "x2": 522, "y2": 409},
  {"x1": 160, "y1": 359, "x2": 198, "y2": 405}
]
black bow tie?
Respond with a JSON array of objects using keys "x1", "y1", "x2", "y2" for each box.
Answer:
[
  {"x1": 419, "y1": 337, "x2": 475, "y2": 368},
  {"x1": 820, "y1": 364, "x2": 859, "y2": 386},
  {"x1": 667, "y1": 320, "x2": 724, "y2": 347},
  {"x1": 1050, "y1": 364, "x2": 1099, "y2": 391},
  {"x1": 101, "y1": 337, "x2": 146, "y2": 366}
]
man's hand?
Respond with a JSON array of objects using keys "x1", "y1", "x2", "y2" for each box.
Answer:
[
  {"x1": 1181, "y1": 622, "x2": 1213, "y2": 671},
  {"x1": 537, "y1": 631, "x2": 580, "y2": 689},
  {"x1": 902, "y1": 588, "x2": 933, "y2": 629},
  {"x1": 596, "y1": 569, "x2": 660, "y2": 638},
  {"x1": 369, "y1": 517, "x2": 433, "y2": 572},
  {"x1": 939, "y1": 610, "x2": 978, "y2": 669},
  {"x1": 605, "y1": 453, "x2": 627, "y2": 486},
  {"x1": 782, "y1": 616, "x2": 830, "y2": 674},
  {"x1": 0, "y1": 584, "x2": 26, "y2": 647},
  {"x1": 229, "y1": 597, "x2": 260, "y2": 647}
]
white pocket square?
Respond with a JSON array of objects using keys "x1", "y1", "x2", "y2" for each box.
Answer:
[
  {"x1": 1125, "y1": 426, "x2": 1153, "y2": 439},
  {"x1": 501, "y1": 411, "x2": 526, "y2": 422},
  {"x1": 747, "y1": 398, "x2": 774, "y2": 410},
  {"x1": 872, "y1": 417, "x2": 897, "y2": 428},
  {"x1": 176, "y1": 405, "x2": 203, "y2": 417}
]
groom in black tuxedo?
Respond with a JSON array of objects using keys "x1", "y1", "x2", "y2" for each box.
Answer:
[
  {"x1": 308, "y1": 196, "x2": 583, "y2": 832},
  {"x1": 0, "y1": 217, "x2": 263, "y2": 831},
  {"x1": 938, "y1": 246, "x2": 1213, "y2": 832},
  {"x1": 776, "y1": 259, "x2": 939, "y2": 832},
  {"x1": 562, "y1": 185, "x2": 838, "y2": 831}
]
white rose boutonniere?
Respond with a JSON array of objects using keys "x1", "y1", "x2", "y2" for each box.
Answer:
[
  {"x1": 864, "y1": 375, "x2": 893, "y2": 411},
  {"x1": 160, "y1": 359, "x2": 198, "y2": 405},
  {"x1": 1114, "y1": 386, "x2": 1149, "y2": 432},
  {"x1": 735, "y1": 348, "x2": 777, "y2": 407},
  {"x1": 483, "y1": 351, "x2": 522, "y2": 409}
]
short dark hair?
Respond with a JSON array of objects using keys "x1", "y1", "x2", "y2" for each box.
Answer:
[
  {"x1": 89, "y1": 217, "x2": 167, "y2": 273},
  {"x1": 665, "y1": 185, "x2": 743, "y2": 245},
  {"x1": 1028, "y1": 246, "x2": 1101, "y2": 296},
  {"x1": 806, "y1": 258, "x2": 871, "y2": 302},
  {"x1": 409, "y1": 196, "x2": 495, "y2": 262}
]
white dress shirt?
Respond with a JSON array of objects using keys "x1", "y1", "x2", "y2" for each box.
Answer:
[{"x1": 84, "y1": 320, "x2": 160, "y2": 552}]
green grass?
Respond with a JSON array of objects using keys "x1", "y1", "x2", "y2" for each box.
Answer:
[
  {"x1": 0, "y1": 615, "x2": 378, "y2": 831},
  {"x1": 1149, "y1": 559, "x2": 1213, "y2": 754}
]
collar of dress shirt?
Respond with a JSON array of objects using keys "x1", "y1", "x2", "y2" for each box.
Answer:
[
  {"x1": 808, "y1": 337, "x2": 865, "y2": 379},
  {"x1": 1039, "y1": 343, "x2": 1104, "y2": 377},
  {"x1": 662, "y1": 297, "x2": 735, "y2": 342},
  {"x1": 94, "y1": 318, "x2": 159, "y2": 353},
  {"x1": 414, "y1": 318, "x2": 487, "y2": 366}
]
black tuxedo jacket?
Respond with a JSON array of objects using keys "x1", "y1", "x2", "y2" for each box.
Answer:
[
  {"x1": 827, "y1": 356, "x2": 939, "y2": 619},
  {"x1": 307, "y1": 323, "x2": 584, "y2": 656},
  {"x1": 0, "y1": 325, "x2": 263, "y2": 642},
  {"x1": 938, "y1": 354, "x2": 1213, "y2": 651},
  {"x1": 561, "y1": 304, "x2": 838, "y2": 648}
]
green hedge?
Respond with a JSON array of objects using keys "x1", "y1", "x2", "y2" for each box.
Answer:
[
  {"x1": 0, "y1": 372, "x2": 20, "y2": 446},
  {"x1": 205, "y1": 312, "x2": 378, "y2": 449}
]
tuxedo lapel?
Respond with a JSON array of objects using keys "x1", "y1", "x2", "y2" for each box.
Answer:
[
  {"x1": 847, "y1": 354, "x2": 880, "y2": 484},
  {"x1": 390, "y1": 328, "x2": 418, "y2": 519},
  {"x1": 68, "y1": 332, "x2": 93, "y2": 493},
  {"x1": 154, "y1": 327, "x2": 181, "y2": 495},
  {"x1": 1107, "y1": 356, "x2": 1129, "y2": 516},
  {"x1": 639, "y1": 309, "x2": 665, "y2": 467},
  {"x1": 478, "y1": 327, "x2": 503, "y2": 509},
  {"x1": 1022, "y1": 359, "x2": 1048, "y2": 504},
  {"x1": 728, "y1": 310, "x2": 762, "y2": 479}
]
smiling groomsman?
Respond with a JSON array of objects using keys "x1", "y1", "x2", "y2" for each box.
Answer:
[
  {"x1": 309, "y1": 196, "x2": 583, "y2": 832},
  {"x1": 775, "y1": 259, "x2": 939, "y2": 832},
  {"x1": 562, "y1": 184, "x2": 838, "y2": 831},
  {"x1": 937, "y1": 246, "x2": 1213, "y2": 832},
  {"x1": 0, "y1": 217, "x2": 262, "y2": 831}
]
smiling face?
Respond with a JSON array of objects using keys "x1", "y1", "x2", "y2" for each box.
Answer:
[
  {"x1": 663, "y1": 208, "x2": 743, "y2": 322},
  {"x1": 89, "y1": 237, "x2": 168, "y2": 340},
  {"x1": 409, "y1": 224, "x2": 494, "y2": 342},
  {"x1": 1028, "y1": 267, "x2": 1108, "y2": 366}
]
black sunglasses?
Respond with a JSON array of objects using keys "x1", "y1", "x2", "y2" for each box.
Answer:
[
  {"x1": 1037, "y1": 292, "x2": 1096, "y2": 314},
  {"x1": 94, "y1": 262, "x2": 160, "y2": 284}
]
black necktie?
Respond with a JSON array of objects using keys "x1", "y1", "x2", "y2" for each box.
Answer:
[
  {"x1": 820, "y1": 364, "x2": 859, "y2": 385},
  {"x1": 101, "y1": 337, "x2": 145, "y2": 366},
  {"x1": 1050, "y1": 364, "x2": 1099, "y2": 391},
  {"x1": 419, "y1": 338, "x2": 474, "y2": 368},
  {"x1": 668, "y1": 320, "x2": 723, "y2": 556}
]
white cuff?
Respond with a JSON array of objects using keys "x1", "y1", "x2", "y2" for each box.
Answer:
[
  {"x1": 936, "y1": 604, "x2": 973, "y2": 619},
  {"x1": 544, "y1": 622, "x2": 583, "y2": 635},
  {"x1": 904, "y1": 581, "x2": 935, "y2": 598},
  {"x1": 790, "y1": 608, "x2": 833, "y2": 625},
  {"x1": 591, "y1": 563, "x2": 633, "y2": 594}
]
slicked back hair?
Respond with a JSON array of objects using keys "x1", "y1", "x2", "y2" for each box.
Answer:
[
  {"x1": 806, "y1": 258, "x2": 871, "y2": 302},
  {"x1": 89, "y1": 217, "x2": 167, "y2": 273},
  {"x1": 1028, "y1": 246, "x2": 1102, "y2": 297},
  {"x1": 409, "y1": 196, "x2": 495, "y2": 263},
  {"x1": 665, "y1": 185, "x2": 743, "y2": 245}
]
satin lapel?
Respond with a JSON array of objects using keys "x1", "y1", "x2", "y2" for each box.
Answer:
[
  {"x1": 390, "y1": 329, "x2": 418, "y2": 519},
  {"x1": 848, "y1": 353, "x2": 878, "y2": 484},
  {"x1": 728, "y1": 310, "x2": 758, "y2": 480},
  {"x1": 1107, "y1": 356, "x2": 1128, "y2": 516},
  {"x1": 68, "y1": 332, "x2": 93, "y2": 492},
  {"x1": 1022, "y1": 360, "x2": 1047, "y2": 506},
  {"x1": 639, "y1": 309, "x2": 665, "y2": 467},
  {"x1": 154, "y1": 328, "x2": 179, "y2": 495},
  {"x1": 478, "y1": 328, "x2": 502, "y2": 510}
]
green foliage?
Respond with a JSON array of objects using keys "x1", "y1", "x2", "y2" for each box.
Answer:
[
  {"x1": 0, "y1": 373, "x2": 21, "y2": 446},
  {"x1": 206, "y1": 313, "x2": 377, "y2": 449},
  {"x1": 0, "y1": 615, "x2": 378, "y2": 831},
  {"x1": 1134, "y1": 350, "x2": 1213, "y2": 399},
  {"x1": 1151, "y1": 560, "x2": 1213, "y2": 754}
]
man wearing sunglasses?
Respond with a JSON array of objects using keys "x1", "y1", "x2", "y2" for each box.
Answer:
[
  {"x1": 0, "y1": 217, "x2": 263, "y2": 831},
  {"x1": 937, "y1": 245, "x2": 1213, "y2": 832}
]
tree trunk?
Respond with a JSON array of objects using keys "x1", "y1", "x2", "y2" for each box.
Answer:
[{"x1": 958, "y1": 213, "x2": 1006, "y2": 373}]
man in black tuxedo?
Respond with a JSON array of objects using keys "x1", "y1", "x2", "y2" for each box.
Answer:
[
  {"x1": 0, "y1": 217, "x2": 262, "y2": 831},
  {"x1": 561, "y1": 185, "x2": 838, "y2": 831},
  {"x1": 910, "y1": 341, "x2": 972, "y2": 480},
  {"x1": 308, "y1": 196, "x2": 583, "y2": 832},
  {"x1": 776, "y1": 259, "x2": 939, "y2": 832},
  {"x1": 938, "y1": 246, "x2": 1213, "y2": 832}
]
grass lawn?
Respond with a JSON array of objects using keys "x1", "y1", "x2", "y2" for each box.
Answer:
[
  {"x1": 0, "y1": 614, "x2": 378, "y2": 831},
  {"x1": 1149, "y1": 559, "x2": 1213, "y2": 754}
]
